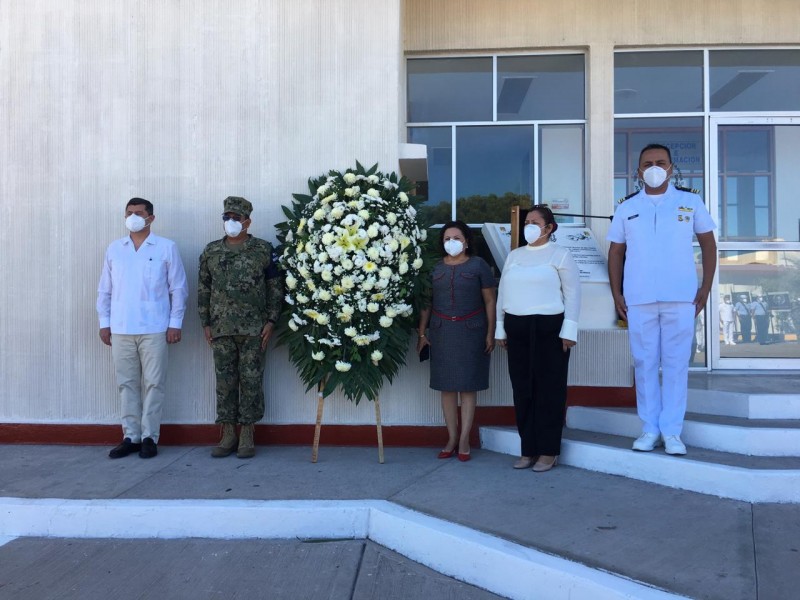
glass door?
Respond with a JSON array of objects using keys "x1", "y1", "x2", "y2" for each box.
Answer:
[{"x1": 709, "y1": 116, "x2": 800, "y2": 369}]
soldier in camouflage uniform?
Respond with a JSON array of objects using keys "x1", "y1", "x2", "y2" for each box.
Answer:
[{"x1": 198, "y1": 196, "x2": 283, "y2": 458}]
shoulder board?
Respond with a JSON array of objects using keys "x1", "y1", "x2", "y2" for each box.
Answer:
[
  {"x1": 617, "y1": 191, "x2": 638, "y2": 204},
  {"x1": 675, "y1": 185, "x2": 700, "y2": 194}
]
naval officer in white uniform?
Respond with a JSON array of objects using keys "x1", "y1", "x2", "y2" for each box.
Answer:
[{"x1": 607, "y1": 143, "x2": 717, "y2": 456}]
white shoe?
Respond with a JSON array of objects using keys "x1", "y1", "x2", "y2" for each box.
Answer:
[
  {"x1": 632, "y1": 432, "x2": 662, "y2": 452},
  {"x1": 663, "y1": 435, "x2": 687, "y2": 455}
]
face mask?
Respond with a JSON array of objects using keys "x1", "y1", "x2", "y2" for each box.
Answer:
[
  {"x1": 642, "y1": 165, "x2": 669, "y2": 189},
  {"x1": 443, "y1": 239, "x2": 464, "y2": 257},
  {"x1": 125, "y1": 214, "x2": 147, "y2": 233},
  {"x1": 224, "y1": 219, "x2": 243, "y2": 237},
  {"x1": 523, "y1": 224, "x2": 544, "y2": 244}
]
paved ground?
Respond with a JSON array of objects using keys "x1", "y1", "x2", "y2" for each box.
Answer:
[{"x1": 0, "y1": 444, "x2": 798, "y2": 600}]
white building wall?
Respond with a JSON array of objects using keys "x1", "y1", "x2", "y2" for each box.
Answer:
[{"x1": 0, "y1": 0, "x2": 453, "y2": 426}]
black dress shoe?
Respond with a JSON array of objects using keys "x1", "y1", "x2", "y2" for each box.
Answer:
[
  {"x1": 109, "y1": 438, "x2": 141, "y2": 459},
  {"x1": 139, "y1": 437, "x2": 158, "y2": 459}
]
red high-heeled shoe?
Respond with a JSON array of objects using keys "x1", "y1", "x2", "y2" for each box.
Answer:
[
  {"x1": 437, "y1": 448, "x2": 456, "y2": 459},
  {"x1": 457, "y1": 451, "x2": 471, "y2": 462}
]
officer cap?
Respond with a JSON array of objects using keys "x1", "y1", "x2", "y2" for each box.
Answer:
[{"x1": 223, "y1": 196, "x2": 252, "y2": 218}]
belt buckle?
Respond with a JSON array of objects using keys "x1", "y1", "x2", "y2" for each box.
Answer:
[{"x1": 450, "y1": 316, "x2": 457, "y2": 321}]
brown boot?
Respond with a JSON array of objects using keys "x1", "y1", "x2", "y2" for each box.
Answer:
[
  {"x1": 237, "y1": 424, "x2": 255, "y2": 459},
  {"x1": 211, "y1": 423, "x2": 238, "y2": 458}
]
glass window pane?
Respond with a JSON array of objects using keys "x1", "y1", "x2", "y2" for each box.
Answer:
[
  {"x1": 455, "y1": 126, "x2": 533, "y2": 223},
  {"x1": 614, "y1": 51, "x2": 703, "y2": 114},
  {"x1": 408, "y1": 127, "x2": 452, "y2": 224},
  {"x1": 718, "y1": 250, "x2": 800, "y2": 357},
  {"x1": 539, "y1": 124, "x2": 584, "y2": 222},
  {"x1": 710, "y1": 50, "x2": 800, "y2": 112},
  {"x1": 497, "y1": 55, "x2": 585, "y2": 120},
  {"x1": 407, "y1": 58, "x2": 492, "y2": 123},
  {"x1": 614, "y1": 117, "x2": 704, "y2": 200}
]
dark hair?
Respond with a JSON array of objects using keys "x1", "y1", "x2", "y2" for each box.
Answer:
[
  {"x1": 127, "y1": 197, "x2": 154, "y2": 215},
  {"x1": 528, "y1": 205, "x2": 558, "y2": 241},
  {"x1": 638, "y1": 143, "x2": 672, "y2": 165},
  {"x1": 439, "y1": 220, "x2": 473, "y2": 255}
]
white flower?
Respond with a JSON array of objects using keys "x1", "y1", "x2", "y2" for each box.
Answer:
[
  {"x1": 297, "y1": 294, "x2": 309, "y2": 304},
  {"x1": 285, "y1": 274, "x2": 297, "y2": 290},
  {"x1": 370, "y1": 350, "x2": 383, "y2": 363},
  {"x1": 379, "y1": 316, "x2": 393, "y2": 328},
  {"x1": 366, "y1": 188, "x2": 380, "y2": 198},
  {"x1": 322, "y1": 193, "x2": 337, "y2": 204},
  {"x1": 379, "y1": 267, "x2": 392, "y2": 279},
  {"x1": 412, "y1": 258, "x2": 423, "y2": 269},
  {"x1": 317, "y1": 184, "x2": 329, "y2": 195},
  {"x1": 288, "y1": 320, "x2": 299, "y2": 331},
  {"x1": 366, "y1": 247, "x2": 380, "y2": 260},
  {"x1": 367, "y1": 174, "x2": 380, "y2": 184},
  {"x1": 313, "y1": 208, "x2": 326, "y2": 221},
  {"x1": 322, "y1": 232, "x2": 335, "y2": 245},
  {"x1": 420, "y1": 229, "x2": 428, "y2": 241},
  {"x1": 399, "y1": 263, "x2": 409, "y2": 275},
  {"x1": 318, "y1": 289, "x2": 332, "y2": 301},
  {"x1": 385, "y1": 307, "x2": 398, "y2": 318},
  {"x1": 335, "y1": 360, "x2": 352, "y2": 372},
  {"x1": 344, "y1": 326, "x2": 357, "y2": 337},
  {"x1": 342, "y1": 258, "x2": 354, "y2": 271},
  {"x1": 367, "y1": 303, "x2": 379, "y2": 313},
  {"x1": 341, "y1": 305, "x2": 355, "y2": 316},
  {"x1": 330, "y1": 206, "x2": 345, "y2": 219},
  {"x1": 321, "y1": 270, "x2": 333, "y2": 282},
  {"x1": 318, "y1": 252, "x2": 328, "y2": 263},
  {"x1": 386, "y1": 213, "x2": 397, "y2": 225},
  {"x1": 358, "y1": 209, "x2": 370, "y2": 219},
  {"x1": 343, "y1": 173, "x2": 357, "y2": 185},
  {"x1": 312, "y1": 351, "x2": 325, "y2": 361},
  {"x1": 344, "y1": 187, "x2": 356, "y2": 197},
  {"x1": 363, "y1": 261, "x2": 378, "y2": 273},
  {"x1": 388, "y1": 239, "x2": 399, "y2": 252},
  {"x1": 367, "y1": 224, "x2": 379, "y2": 238},
  {"x1": 398, "y1": 191, "x2": 408, "y2": 203},
  {"x1": 341, "y1": 276, "x2": 355, "y2": 290},
  {"x1": 316, "y1": 314, "x2": 330, "y2": 325},
  {"x1": 284, "y1": 294, "x2": 295, "y2": 306},
  {"x1": 354, "y1": 336, "x2": 372, "y2": 346}
]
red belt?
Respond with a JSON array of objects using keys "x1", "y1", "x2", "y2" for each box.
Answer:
[{"x1": 432, "y1": 308, "x2": 483, "y2": 322}]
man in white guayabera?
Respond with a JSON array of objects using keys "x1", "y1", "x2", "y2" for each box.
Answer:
[
  {"x1": 607, "y1": 144, "x2": 717, "y2": 456},
  {"x1": 97, "y1": 198, "x2": 188, "y2": 459}
]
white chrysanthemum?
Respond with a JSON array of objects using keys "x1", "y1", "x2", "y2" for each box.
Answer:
[
  {"x1": 386, "y1": 213, "x2": 397, "y2": 225},
  {"x1": 316, "y1": 314, "x2": 330, "y2": 325},
  {"x1": 399, "y1": 263, "x2": 409, "y2": 275},
  {"x1": 367, "y1": 224, "x2": 379, "y2": 238},
  {"x1": 412, "y1": 258, "x2": 423, "y2": 269},
  {"x1": 285, "y1": 274, "x2": 297, "y2": 290},
  {"x1": 313, "y1": 208, "x2": 326, "y2": 221},
  {"x1": 312, "y1": 351, "x2": 325, "y2": 361},
  {"x1": 344, "y1": 326, "x2": 357, "y2": 337},
  {"x1": 377, "y1": 278, "x2": 390, "y2": 289},
  {"x1": 321, "y1": 270, "x2": 333, "y2": 282},
  {"x1": 367, "y1": 175, "x2": 380, "y2": 184},
  {"x1": 344, "y1": 187, "x2": 356, "y2": 197},
  {"x1": 342, "y1": 258, "x2": 354, "y2": 270},
  {"x1": 335, "y1": 360, "x2": 352, "y2": 372},
  {"x1": 354, "y1": 336, "x2": 371, "y2": 346},
  {"x1": 388, "y1": 239, "x2": 399, "y2": 252},
  {"x1": 321, "y1": 232, "x2": 335, "y2": 246},
  {"x1": 341, "y1": 276, "x2": 355, "y2": 290},
  {"x1": 420, "y1": 229, "x2": 428, "y2": 241},
  {"x1": 343, "y1": 173, "x2": 357, "y2": 185},
  {"x1": 379, "y1": 267, "x2": 392, "y2": 279},
  {"x1": 328, "y1": 246, "x2": 343, "y2": 260},
  {"x1": 371, "y1": 350, "x2": 383, "y2": 363},
  {"x1": 363, "y1": 261, "x2": 378, "y2": 273},
  {"x1": 318, "y1": 289, "x2": 332, "y2": 301},
  {"x1": 317, "y1": 184, "x2": 329, "y2": 195},
  {"x1": 385, "y1": 307, "x2": 398, "y2": 318},
  {"x1": 366, "y1": 247, "x2": 380, "y2": 260},
  {"x1": 367, "y1": 302, "x2": 379, "y2": 313},
  {"x1": 366, "y1": 188, "x2": 380, "y2": 198},
  {"x1": 398, "y1": 191, "x2": 408, "y2": 202},
  {"x1": 358, "y1": 209, "x2": 370, "y2": 220},
  {"x1": 379, "y1": 316, "x2": 393, "y2": 328},
  {"x1": 322, "y1": 193, "x2": 336, "y2": 204},
  {"x1": 318, "y1": 252, "x2": 328, "y2": 263},
  {"x1": 330, "y1": 206, "x2": 345, "y2": 219},
  {"x1": 341, "y1": 305, "x2": 355, "y2": 316},
  {"x1": 306, "y1": 280, "x2": 316, "y2": 292},
  {"x1": 297, "y1": 294, "x2": 309, "y2": 304},
  {"x1": 297, "y1": 218, "x2": 307, "y2": 232},
  {"x1": 288, "y1": 320, "x2": 299, "y2": 331}
]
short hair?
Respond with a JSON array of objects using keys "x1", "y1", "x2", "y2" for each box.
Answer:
[
  {"x1": 529, "y1": 205, "x2": 558, "y2": 240},
  {"x1": 639, "y1": 143, "x2": 672, "y2": 165},
  {"x1": 126, "y1": 197, "x2": 153, "y2": 215},
  {"x1": 439, "y1": 220, "x2": 474, "y2": 256}
]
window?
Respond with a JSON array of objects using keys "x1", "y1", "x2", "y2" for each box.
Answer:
[
  {"x1": 407, "y1": 54, "x2": 586, "y2": 228},
  {"x1": 709, "y1": 50, "x2": 800, "y2": 112}
]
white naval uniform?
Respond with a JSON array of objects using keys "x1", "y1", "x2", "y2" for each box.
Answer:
[{"x1": 607, "y1": 186, "x2": 716, "y2": 436}]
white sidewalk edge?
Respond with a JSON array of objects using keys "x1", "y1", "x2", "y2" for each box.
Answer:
[{"x1": 0, "y1": 497, "x2": 687, "y2": 600}]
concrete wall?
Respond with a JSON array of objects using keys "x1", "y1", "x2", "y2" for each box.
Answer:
[{"x1": 0, "y1": 0, "x2": 425, "y2": 427}]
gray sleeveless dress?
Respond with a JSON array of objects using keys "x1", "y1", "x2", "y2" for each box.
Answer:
[{"x1": 428, "y1": 256, "x2": 495, "y2": 391}]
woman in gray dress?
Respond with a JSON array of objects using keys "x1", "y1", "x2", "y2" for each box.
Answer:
[{"x1": 417, "y1": 221, "x2": 496, "y2": 462}]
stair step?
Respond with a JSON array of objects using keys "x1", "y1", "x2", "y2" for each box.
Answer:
[
  {"x1": 479, "y1": 425, "x2": 800, "y2": 503},
  {"x1": 566, "y1": 406, "x2": 800, "y2": 457},
  {"x1": 687, "y1": 388, "x2": 800, "y2": 419}
]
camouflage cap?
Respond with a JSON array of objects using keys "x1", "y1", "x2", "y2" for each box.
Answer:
[{"x1": 223, "y1": 196, "x2": 253, "y2": 218}]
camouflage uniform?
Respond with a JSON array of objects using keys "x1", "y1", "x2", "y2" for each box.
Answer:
[{"x1": 198, "y1": 198, "x2": 283, "y2": 425}]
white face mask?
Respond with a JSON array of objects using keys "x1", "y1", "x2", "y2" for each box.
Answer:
[
  {"x1": 523, "y1": 224, "x2": 544, "y2": 244},
  {"x1": 224, "y1": 219, "x2": 244, "y2": 237},
  {"x1": 125, "y1": 214, "x2": 147, "y2": 233},
  {"x1": 642, "y1": 165, "x2": 669, "y2": 189},
  {"x1": 443, "y1": 239, "x2": 464, "y2": 257}
]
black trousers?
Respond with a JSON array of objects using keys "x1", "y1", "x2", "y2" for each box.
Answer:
[{"x1": 505, "y1": 313, "x2": 570, "y2": 457}]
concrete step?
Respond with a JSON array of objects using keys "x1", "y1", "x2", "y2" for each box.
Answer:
[
  {"x1": 686, "y1": 387, "x2": 800, "y2": 419},
  {"x1": 566, "y1": 406, "x2": 800, "y2": 457},
  {"x1": 479, "y1": 425, "x2": 800, "y2": 503}
]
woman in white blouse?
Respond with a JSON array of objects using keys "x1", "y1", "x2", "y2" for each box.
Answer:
[{"x1": 495, "y1": 205, "x2": 580, "y2": 472}]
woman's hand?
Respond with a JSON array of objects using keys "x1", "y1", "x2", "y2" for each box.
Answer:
[
  {"x1": 416, "y1": 335, "x2": 430, "y2": 354},
  {"x1": 561, "y1": 338, "x2": 576, "y2": 353},
  {"x1": 484, "y1": 334, "x2": 495, "y2": 354}
]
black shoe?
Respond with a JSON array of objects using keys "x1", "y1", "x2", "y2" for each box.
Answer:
[
  {"x1": 139, "y1": 437, "x2": 158, "y2": 459},
  {"x1": 109, "y1": 438, "x2": 141, "y2": 459}
]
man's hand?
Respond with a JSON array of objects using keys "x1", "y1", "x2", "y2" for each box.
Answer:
[
  {"x1": 693, "y1": 288, "x2": 711, "y2": 317},
  {"x1": 99, "y1": 327, "x2": 112, "y2": 346},
  {"x1": 203, "y1": 326, "x2": 214, "y2": 346},
  {"x1": 562, "y1": 338, "x2": 576, "y2": 353},
  {"x1": 613, "y1": 294, "x2": 628, "y2": 322},
  {"x1": 496, "y1": 338, "x2": 507, "y2": 349},
  {"x1": 166, "y1": 328, "x2": 182, "y2": 344},
  {"x1": 260, "y1": 322, "x2": 275, "y2": 351}
]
